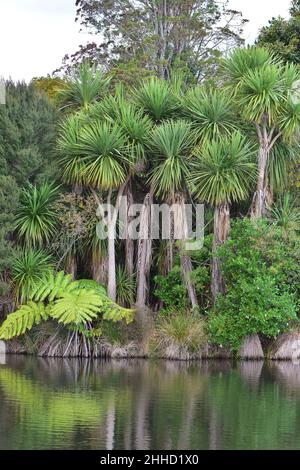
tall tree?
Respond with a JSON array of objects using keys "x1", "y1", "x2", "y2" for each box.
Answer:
[
  {"x1": 133, "y1": 78, "x2": 179, "y2": 309},
  {"x1": 58, "y1": 114, "x2": 133, "y2": 301},
  {"x1": 191, "y1": 132, "x2": 256, "y2": 302},
  {"x1": 222, "y1": 46, "x2": 300, "y2": 218},
  {"x1": 0, "y1": 82, "x2": 58, "y2": 308},
  {"x1": 68, "y1": 0, "x2": 246, "y2": 80},
  {"x1": 148, "y1": 119, "x2": 198, "y2": 308},
  {"x1": 257, "y1": 1, "x2": 300, "y2": 64},
  {"x1": 0, "y1": 81, "x2": 58, "y2": 186}
]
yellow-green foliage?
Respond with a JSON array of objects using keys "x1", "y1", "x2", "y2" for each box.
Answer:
[
  {"x1": 0, "y1": 302, "x2": 48, "y2": 340},
  {"x1": 0, "y1": 271, "x2": 135, "y2": 341},
  {"x1": 50, "y1": 289, "x2": 102, "y2": 325},
  {"x1": 30, "y1": 270, "x2": 73, "y2": 301}
]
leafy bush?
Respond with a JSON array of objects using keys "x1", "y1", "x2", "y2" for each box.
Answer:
[
  {"x1": 207, "y1": 219, "x2": 299, "y2": 350},
  {"x1": 208, "y1": 275, "x2": 297, "y2": 350},
  {"x1": 154, "y1": 266, "x2": 187, "y2": 312}
]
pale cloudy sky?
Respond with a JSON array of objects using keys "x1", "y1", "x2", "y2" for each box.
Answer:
[{"x1": 0, "y1": 0, "x2": 292, "y2": 82}]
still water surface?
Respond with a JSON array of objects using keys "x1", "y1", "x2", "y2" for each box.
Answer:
[{"x1": 0, "y1": 356, "x2": 300, "y2": 450}]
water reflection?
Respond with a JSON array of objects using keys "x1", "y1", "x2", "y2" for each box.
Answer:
[{"x1": 1, "y1": 357, "x2": 300, "y2": 449}]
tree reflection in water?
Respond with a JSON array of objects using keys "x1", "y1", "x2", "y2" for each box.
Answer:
[{"x1": 0, "y1": 357, "x2": 300, "y2": 450}]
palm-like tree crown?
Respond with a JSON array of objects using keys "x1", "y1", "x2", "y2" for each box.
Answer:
[
  {"x1": 115, "y1": 102, "x2": 153, "y2": 163},
  {"x1": 191, "y1": 132, "x2": 256, "y2": 206},
  {"x1": 148, "y1": 119, "x2": 195, "y2": 198},
  {"x1": 58, "y1": 116, "x2": 132, "y2": 190},
  {"x1": 223, "y1": 47, "x2": 300, "y2": 135},
  {"x1": 134, "y1": 78, "x2": 178, "y2": 122},
  {"x1": 183, "y1": 87, "x2": 237, "y2": 141},
  {"x1": 222, "y1": 46, "x2": 274, "y2": 86},
  {"x1": 57, "y1": 62, "x2": 111, "y2": 110},
  {"x1": 12, "y1": 249, "x2": 53, "y2": 303}
]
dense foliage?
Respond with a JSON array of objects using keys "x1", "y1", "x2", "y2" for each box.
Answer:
[
  {"x1": 208, "y1": 220, "x2": 299, "y2": 350},
  {"x1": 0, "y1": 2, "x2": 299, "y2": 357},
  {"x1": 257, "y1": 1, "x2": 300, "y2": 64},
  {"x1": 61, "y1": 0, "x2": 246, "y2": 83}
]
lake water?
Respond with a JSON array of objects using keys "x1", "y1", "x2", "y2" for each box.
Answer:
[{"x1": 0, "y1": 356, "x2": 300, "y2": 450}]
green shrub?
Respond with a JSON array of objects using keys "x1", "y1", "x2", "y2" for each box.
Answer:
[
  {"x1": 208, "y1": 274, "x2": 297, "y2": 350},
  {"x1": 207, "y1": 219, "x2": 299, "y2": 350},
  {"x1": 154, "y1": 266, "x2": 187, "y2": 312}
]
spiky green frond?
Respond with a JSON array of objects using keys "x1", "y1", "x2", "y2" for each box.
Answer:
[
  {"x1": 267, "y1": 140, "x2": 299, "y2": 191},
  {"x1": 0, "y1": 302, "x2": 48, "y2": 340},
  {"x1": 222, "y1": 46, "x2": 274, "y2": 86},
  {"x1": 238, "y1": 64, "x2": 286, "y2": 124},
  {"x1": 116, "y1": 266, "x2": 136, "y2": 307},
  {"x1": 191, "y1": 132, "x2": 256, "y2": 206},
  {"x1": 278, "y1": 99, "x2": 300, "y2": 140},
  {"x1": 12, "y1": 250, "x2": 53, "y2": 303},
  {"x1": 58, "y1": 117, "x2": 132, "y2": 190},
  {"x1": 87, "y1": 94, "x2": 124, "y2": 122},
  {"x1": 15, "y1": 182, "x2": 59, "y2": 248},
  {"x1": 134, "y1": 78, "x2": 178, "y2": 122},
  {"x1": 79, "y1": 121, "x2": 131, "y2": 189},
  {"x1": 57, "y1": 62, "x2": 111, "y2": 110},
  {"x1": 183, "y1": 88, "x2": 237, "y2": 141},
  {"x1": 57, "y1": 113, "x2": 87, "y2": 185},
  {"x1": 116, "y1": 103, "x2": 152, "y2": 161},
  {"x1": 50, "y1": 289, "x2": 102, "y2": 325},
  {"x1": 148, "y1": 119, "x2": 195, "y2": 197},
  {"x1": 271, "y1": 193, "x2": 300, "y2": 232}
]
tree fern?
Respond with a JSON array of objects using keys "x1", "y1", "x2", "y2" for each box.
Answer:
[
  {"x1": 49, "y1": 289, "x2": 103, "y2": 325},
  {"x1": 70, "y1": 278, "x2": 107, "y2": 296},
  {"x1": 0, "y1": 302, "x2": 48, "y2": 340},
  {"x1": 30, "y1": 270, "x2": 73, "y2": 301},
  {"x1": 102, "y1": 303, "x2": 135, "y2": 325},
  {"x1": 0, "y1": 270, "x2": 135, "y2": 341}
]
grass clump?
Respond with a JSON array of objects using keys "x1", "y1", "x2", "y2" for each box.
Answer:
[{"x1": 151, "y1": 312, "x2": 207, "y2": 359}]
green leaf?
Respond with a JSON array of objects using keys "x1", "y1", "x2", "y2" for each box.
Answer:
[{"x1": 0, "y1": 302, "x2": 48, "y2": 340}]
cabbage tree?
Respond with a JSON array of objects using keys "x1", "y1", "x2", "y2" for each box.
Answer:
[
  {"x1": 223, "y1": 46, "x2": 300, "y2": 218},
  {"x1": 191, "y1": 132, "x2": 256, "y2": 302}
]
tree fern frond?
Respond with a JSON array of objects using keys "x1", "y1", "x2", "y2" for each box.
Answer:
[
  {"x1": 49, "y1": 289, "x2": 103, "y2": 325},
  {"x1": 0, "y1": 302, "x2": 48, "y2": 340},
  {"x1": 30, "y1": 271, "x2": 73, "y2": 302},
  {"x1": 102, "y1": 303, "x2": 135, "y2": 325},
  {"x1": 69, "y1": 279, "x2": 107, "y2": 296}
]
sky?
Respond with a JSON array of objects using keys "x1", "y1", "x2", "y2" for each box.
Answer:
[{"x1": 0, "y1": 0, "x2": 292, "y2": 82}]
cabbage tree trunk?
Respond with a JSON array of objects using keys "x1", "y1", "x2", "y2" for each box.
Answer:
[
  {"x1": 250, "y1": 144, "x2": 269, "y2": 219},
  {"x1": 136, "y1": 193, "x2": 153, "y2": 309},
  {"x1": 91, "y1": 248, "x2": 107, "y2": 285},
  {"x1": 173, "y1": 193, "x2": 198, "y2": 309},
  {"x1": 211, "y1": 203, "x2": 230, "y2": 304},
  {"x1": 65, "y1": 253, "x2": 77, "y2": 280},
  {"x1": 124, "y1": 182, "x2": 134, "y2": 278},
  {"x1": 250, "y1": 124, "x2": 281, "y2": 218},
  {"x1": 92, "y1": 178, "x2": 130, "y2": 302}
]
